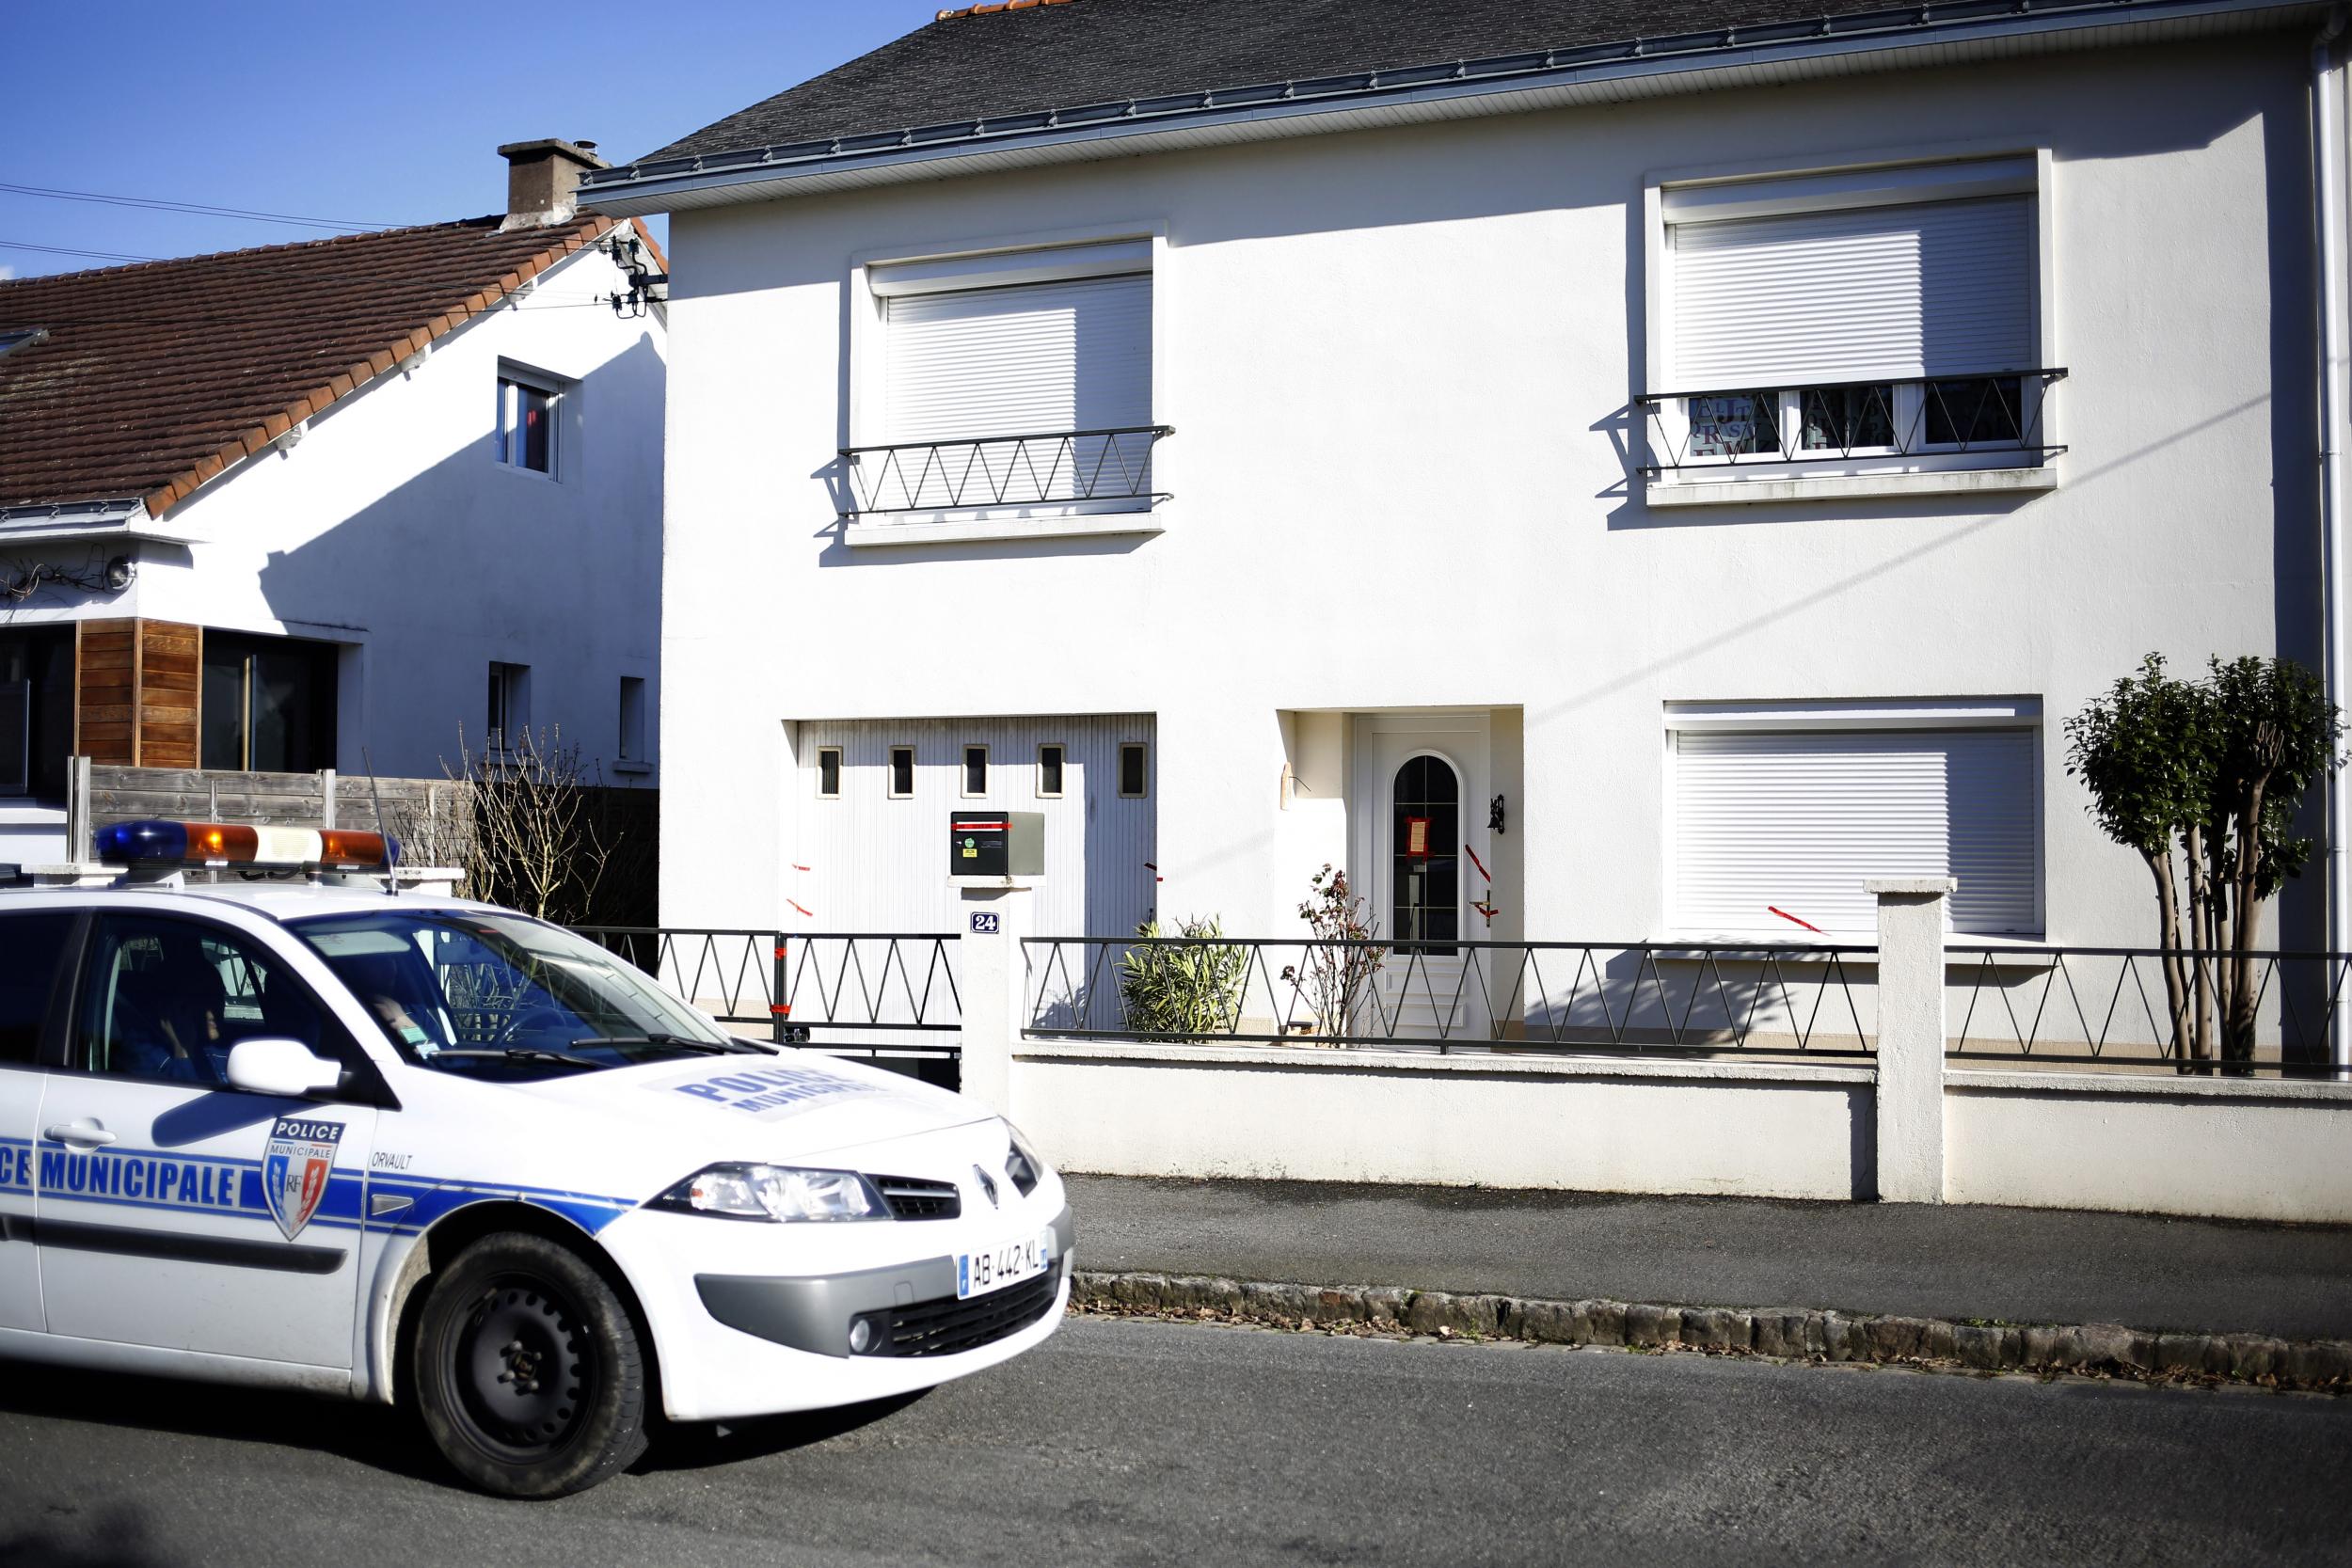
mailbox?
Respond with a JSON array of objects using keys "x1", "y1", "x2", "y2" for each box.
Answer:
[{"x1": 949, "y1": 811, "x2": 1042, "y2": 878}]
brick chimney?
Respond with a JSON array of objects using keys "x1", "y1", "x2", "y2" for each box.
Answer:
[{"x1": 497, "y1": 138, "x2": 609, "y2": 230}]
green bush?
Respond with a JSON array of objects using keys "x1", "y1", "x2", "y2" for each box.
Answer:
[{"x1": 1117, "y1": 916, "x2": 1247, "y2": 1040}]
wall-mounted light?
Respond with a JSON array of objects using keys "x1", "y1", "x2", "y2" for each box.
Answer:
[
  {"x1": 1489, "y1": 794, "x2": 1506, "y2": 835},
  {"x1": 103, "y1": 557, "x2": 134, "y2": 592}
]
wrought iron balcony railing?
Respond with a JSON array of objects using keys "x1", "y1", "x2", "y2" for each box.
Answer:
[
  {"x1": 839, "y1": 424, "x2": 1172, "y2": 518},
  {"x1": 1636, "y1": 369, "x2": 2067, "y2": 475}
]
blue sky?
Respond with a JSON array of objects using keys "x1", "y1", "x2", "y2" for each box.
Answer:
[{"x1": 2, "y1": 0, "x2": 949, "y2": 278}]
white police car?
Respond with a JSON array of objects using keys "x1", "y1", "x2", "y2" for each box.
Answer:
[{"x1": 0, "y1": 820, "x2": 1070, "y2": 1497}]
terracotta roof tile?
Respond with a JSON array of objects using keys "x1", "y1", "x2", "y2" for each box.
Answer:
[{"x1": 0, "y1": 213, "x2": 655, "y2": 515}]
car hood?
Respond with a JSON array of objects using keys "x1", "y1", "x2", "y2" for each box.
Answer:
[{"x1": 501, "y1": 1051, "x2": 993, "y2": 1162}]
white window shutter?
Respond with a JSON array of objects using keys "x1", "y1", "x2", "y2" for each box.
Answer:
[
  {"x1": 1673, "y1": 728, "x2": 2039, "y2": 936},
  {"x1": 1670, "y1": 196, "x2": 2033, "y2": 388},
  {"x1": 884, "y1": 274, "x2": 1151, "y2": 444}
]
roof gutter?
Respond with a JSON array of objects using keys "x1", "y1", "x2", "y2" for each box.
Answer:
[
  {"x1": 581, "y1": 0, "x2": 2326, "y2": 215},
  {"x1": 0, "y1": 499, "x2": 199, "y2": 546}
]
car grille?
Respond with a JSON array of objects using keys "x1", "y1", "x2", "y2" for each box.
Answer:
[
  {"x1": 875, "y1": 1176, "x2": 961, "y2": 1220},
  {"x1": 863, "y1": 1267, "x2": 1062, "y2": 1358}
]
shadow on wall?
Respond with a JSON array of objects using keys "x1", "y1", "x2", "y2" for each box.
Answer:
[{"x1": 222, "y1": 331, "x2": 667, "y2": 783}]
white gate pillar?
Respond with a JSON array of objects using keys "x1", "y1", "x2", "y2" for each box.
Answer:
[
  {"x1": 1868, "y1": 877, "x2": 1953, "y2": 1204},
  {"x1": 955, "y1": 880, "x2": 1033, "y2": 1117}
]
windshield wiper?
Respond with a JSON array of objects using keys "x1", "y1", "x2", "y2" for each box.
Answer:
[
  {"x1": 423, "y1": 1048, "x2": 604, "y2": 1073},
  {"x1": 568, "y1": 1032, "x2": 760, "y2": 1056}
]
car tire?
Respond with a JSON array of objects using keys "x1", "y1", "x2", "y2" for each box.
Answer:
[{"x1": 414, "y1": 1232, "x2": 650, "y2": 1498}]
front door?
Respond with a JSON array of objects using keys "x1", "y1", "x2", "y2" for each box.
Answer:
[
  {"x1": 0, "y1": 906, "x2": 80, "y2": 1334},
  {"x1": 1355, "y1": 714, "x2": 1491, "y2": 1037},
  {"x1": 34, "y1": 911, "x2": 377, "y2": 1368}
]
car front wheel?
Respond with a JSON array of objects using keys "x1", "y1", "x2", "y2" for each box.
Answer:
[{"x1": 414, "y1": 1232, "x2": 650, "y2": 1498}]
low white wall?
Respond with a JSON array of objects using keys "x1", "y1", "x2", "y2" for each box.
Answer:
[
  {"x1": 1012, "y1": 1041, "x2": 1874, "y2": 1200},
  {"x1": 1945, "y1": 1070, "x2": 2352, "y2": 1224}
]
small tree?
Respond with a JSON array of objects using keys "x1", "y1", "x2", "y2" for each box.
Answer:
[
  {"x1": 2065, "y1": 654, "x2": 2342, "y2": 1069},
  {"x1": 1282, "y1": 864, "x2": 1384, "y2": 1038},
  {"x1": 446, "y1": 724, "x2": 612, "y2": 926},
  {"x1": 1117, "y1": 915, "x2": 1247, "y2": 1039}
]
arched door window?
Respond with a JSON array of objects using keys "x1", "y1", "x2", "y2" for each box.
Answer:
[{"x1": 1391, "y1": 754, "x2": 1460, "y2": 955}]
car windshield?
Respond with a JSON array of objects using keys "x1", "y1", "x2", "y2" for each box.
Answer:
[{"x1": 289, "y1": 909, "x2": 751, "y2": 1076}]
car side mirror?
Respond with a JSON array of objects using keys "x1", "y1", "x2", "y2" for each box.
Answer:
[{"x1": 227, "y1": 1037, "x2": 345, "y2": 1099}]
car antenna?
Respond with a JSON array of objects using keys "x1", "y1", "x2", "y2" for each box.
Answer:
[{"x1": 362, "y1": 748, "x2": 401, "y2": 897}]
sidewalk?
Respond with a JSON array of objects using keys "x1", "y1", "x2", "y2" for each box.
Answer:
[{"x1": 1066, "y1": 1174, "x2": 2352, "y2": 1342}]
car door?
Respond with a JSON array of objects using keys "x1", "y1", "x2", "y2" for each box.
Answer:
[
  {"x1": 34, "y1": 910, "x2": 380, "y2": 1368},
  {"x1": 0, "y1": 905, "x2": 80, "y2": 1334}
]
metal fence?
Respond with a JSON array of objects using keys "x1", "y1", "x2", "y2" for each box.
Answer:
[
  {"x1": 1946, "y1": 945, "x2": 2352, "y2": 1077},
  {"x1": 1024, "y1": 935, "x2": 1877, "y2": 1058},
  {"x1": 578, "y1": 927, "x2": 961, "y2": 1074},
  {"x1": 837, "y1": 425, "x2": 1172, "y2": 516},
  {"x1": 1635, "y1": 369, "x2": 2067, "y2": 474}
]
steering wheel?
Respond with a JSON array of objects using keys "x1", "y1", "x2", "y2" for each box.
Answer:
[{"x1": 492, "y1": 1006, "x2": 575, "y2": 1048}]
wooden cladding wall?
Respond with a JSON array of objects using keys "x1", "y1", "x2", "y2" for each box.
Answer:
[{"x1": 74, "y1": 619, "x2": 201, "y2": 768}]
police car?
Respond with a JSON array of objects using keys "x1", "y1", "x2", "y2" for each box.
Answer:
[{"x1": 0, "y1": 820, "x2": 1070, "y2": 1497}]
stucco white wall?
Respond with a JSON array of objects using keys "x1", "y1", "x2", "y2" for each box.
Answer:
[
  {"x1": 659, "y1": 36, "x2": 2321, "y2": 945},
  {"x1": 0, "y1": 242, "x2": 665, "y2": 790},
  {"x1": 1012, "y1": 1044, "x2": 1875, "y2": 1198}
]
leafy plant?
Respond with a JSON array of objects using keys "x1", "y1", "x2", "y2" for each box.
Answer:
[
  {"x1": 1118, "y1": 915, "x2": 1247, "y2": 1039},
  {"x1": 2065, "y1": 654, "x2": 2344, "y2": 1069},
  {"x1": 1282, "y1": 863, "x2": 1384, "y2": 1039}
]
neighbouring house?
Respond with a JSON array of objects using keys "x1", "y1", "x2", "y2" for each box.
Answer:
[
  {"x1": 591, "y1": 0, "x2": 2348, "y2": 961},
  {"x1": 0, "y1": 139, "x2": 666, "y2": 863}
]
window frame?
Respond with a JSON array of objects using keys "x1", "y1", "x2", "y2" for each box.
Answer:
[
  {"x1": 961, "y1": 744, "x2": 990, "y2": 799},
  {"x1": 888, "y1": 745, "x2": 916, "y2": 800},
  {"x1": 615, "y1": 675, "x2": 648, "y2": 772},
  {"x1": 815, "y1": 746, "x2": 843, "y2": 800},
  {"x1": 486, "y1": 662, "x2": 531, "y2": 753},
  {"x1": 845, "y1": 225, "x2": 1169, "y2": 546},
  {"x1": 1036, "y1": 742, "x2": 1066, "y2": 800},
  {"x1": 1118, "y1": 741, "x2": 1150, "y2": 800},
  {"x1": 494, "y1": 361, "x2": 565, "y2": 481},
  {"x1": 1642, "y1": 147, "x2": 2058, "y2": 504},
  {"x1": 1661, "y1": 697, "x2": 2045, "y2": 942}
]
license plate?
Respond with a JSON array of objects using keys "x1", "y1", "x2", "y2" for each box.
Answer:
[{"x1": 955, "y1": 1227, "x2": 1056, "y2": 1300}]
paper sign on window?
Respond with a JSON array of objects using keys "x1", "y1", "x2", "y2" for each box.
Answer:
[{"x1": 1403, "y1": 816, "x2": 1431, "y2": 858}]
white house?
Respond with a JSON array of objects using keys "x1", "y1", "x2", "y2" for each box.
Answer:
[
  {"x1": 591, "y1": 0, "x2": 2349, "y2": 960},
  {"x1": 0, "y1": 139, "x2": 667, "y2": 863}
]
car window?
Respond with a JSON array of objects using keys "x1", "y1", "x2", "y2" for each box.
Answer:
[
  {"x1": 74, "y1": 914, "x2": 339, "y2": 1086},
  {"x1": 0, "y1": 911, "x2": 74, "y2": 1065}
]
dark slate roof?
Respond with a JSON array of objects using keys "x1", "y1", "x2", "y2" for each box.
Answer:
[
  {"x1": 0, "y1": 215, "x2": 631, "y2": 515},
  {"x1": 639, "y1": 0, "x2": 1898, "y2": 166}
]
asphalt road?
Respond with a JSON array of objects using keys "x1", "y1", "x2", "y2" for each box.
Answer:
[
  {"x1": 1069, "y1": 1174, "x2": 2352, "y2": 1338},
  {"x1": 5, "y1": 1316, "x2": 2349, "y2": 1568}
]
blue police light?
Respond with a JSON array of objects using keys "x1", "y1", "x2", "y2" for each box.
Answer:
[{"x1": 95, "y1": 819, "x2": 189, "y2": 863}]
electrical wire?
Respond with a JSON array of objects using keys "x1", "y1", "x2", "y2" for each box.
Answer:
[
  {"x1": 0, "y1": 182, "x2": 396, "y2": 231},
  {"x1": 0, "y1": 238, "x2": 166, "y2": 263}
]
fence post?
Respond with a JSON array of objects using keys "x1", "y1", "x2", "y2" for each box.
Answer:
[
  {"x1": 955, "y1": 881, "x2": 1033, "y2": 1117},
  {"x1": 1868, "y1": 877, "x2": 1953, "y2": 1204}
]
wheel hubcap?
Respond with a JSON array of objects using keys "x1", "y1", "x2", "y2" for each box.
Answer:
[{"x1": 453, "y1": 1282, "x2": 593, "y2": 1452}]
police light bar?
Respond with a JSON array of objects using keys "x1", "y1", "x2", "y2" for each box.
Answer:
[{"x1": 95, "y1": 818, "x2": 397, "y2": 869}]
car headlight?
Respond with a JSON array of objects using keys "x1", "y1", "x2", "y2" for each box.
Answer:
[{"x1": 648, "y1": 1164, "x2": 888, "y2": 1223}]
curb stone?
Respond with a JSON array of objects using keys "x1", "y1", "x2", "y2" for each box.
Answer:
[{"x1": 1068, "y1": 1269, "x2": 2352, "y2": 1393}]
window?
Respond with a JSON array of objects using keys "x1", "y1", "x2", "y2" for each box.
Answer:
[
  {"x1": 963, "y1": 745, "x2": 989, "y2": 798},
  {"x1": 1653, "y1": 158, "x2": 2045, "y2": 486},
  {"x1": 618, "y1": 676, "x2": 646, "y2": 765},
  {"x1": 0, "y1": 911, "x2": 73, "y2": 1064},
  {"x1": 487, "y1": 662, "x2": 530, "y2": 751},
  {"x1": 1119, "y1": 741, "x2": 1149, "y2": 799},
  {"x1": 200, "y1": 632, "x2": 339, "y2": 773},
  {"x1": 495, "y1": 366, "x2": 561, "y2": 475},
  {"x1": 817, "y1": 747, "x2": 843, "y2": 799},
  {"x1": 889, "y1": 745, "x2": 915, "y2": 799},
  {"x1": 73, "y1": 915, "x2": 340, "y2": 1085},
  {"x1": 0, "y1": 626, "x2": 70, "y2": 799},
  {"x1": 1666, "y1": 702, "x2": 2041, "y2": 937},
  {"x1": 858, "y1": 241, "x2": 1155, "y2": 518},
  {"x1": 1037, "y1": 743, "x2": 1065, "y2": 799}
]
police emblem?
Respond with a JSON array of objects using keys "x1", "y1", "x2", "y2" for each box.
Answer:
[{"x1": 262, "y1": 1116, "x2": 345, "y2": 1242}]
